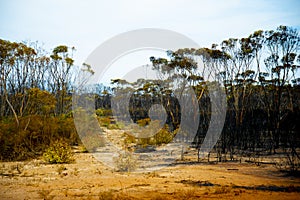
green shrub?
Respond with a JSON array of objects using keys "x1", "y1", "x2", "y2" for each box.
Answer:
[
  {"x1": 98, "y1": 117, "x2": 111, "y2": 127},
  {"x1": 96, "y1": 108, "x2": 112, "y2": 117},
  {"x1": 153, "y1": 127, "x2": 175, "y2": 145},
  {"x1": 43, "y1": 139, "x2": 74, "y2": 164},
  {"x1": 0, "y1": 114, "x2": 78, "y2": 161},
  {"x1": 113, "y1": 152, "x2": 137, "y2": 172},
  {"x1": 107, "y1": 123, "x2": 119, "y2": 130},
  {"x1": 122, "y1": 124, "x2": 177, "y2": 148},
  {"x1": 124, "y1": 132, "x2": 136, "y2": 145},
  {"x1": 137, "y1": 118, "x2": 151, "y2": 127}
]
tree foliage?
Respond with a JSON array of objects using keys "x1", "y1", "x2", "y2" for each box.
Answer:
[{"x1": 0, "y1": 40, "x2": 78, "y2": 161}]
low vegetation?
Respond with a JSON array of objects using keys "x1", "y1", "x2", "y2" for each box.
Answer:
[{"x1": 43, "y1": 139, "x2": 74, "y2": 164}]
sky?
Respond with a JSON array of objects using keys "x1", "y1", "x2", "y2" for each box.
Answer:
[{"x1": 1, "y1": 0, "x2": 300, "y2": 81}]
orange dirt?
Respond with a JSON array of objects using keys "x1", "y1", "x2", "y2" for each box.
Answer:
[{"x1": 1, "y1": 152, "x2": 299, "y2": 200}]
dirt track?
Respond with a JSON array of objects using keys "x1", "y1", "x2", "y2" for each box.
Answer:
[{"x1": 1, "y1": 152, "x2": 300, "y2": 200}]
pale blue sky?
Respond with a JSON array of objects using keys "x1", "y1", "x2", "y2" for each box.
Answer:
[{"x1": 1, "y1": 0, "x2": 299, "y2": 66}]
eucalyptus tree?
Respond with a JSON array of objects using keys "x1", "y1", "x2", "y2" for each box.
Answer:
[
  {"x1": 220, "y1": 36, "x2": 258, "y2": 150},
  {"x1": 263, "y1": 25, "x2": 300, "y2": 151},
  {"x1": 150, "y1": 51, "x2": 199, "y2": 136},
  {"x1": 0, "y1": 39, "x2": 38, "y2": 125},
  {"x1": 49, "y1": 45, "x2": 75, "y2": 115}
]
